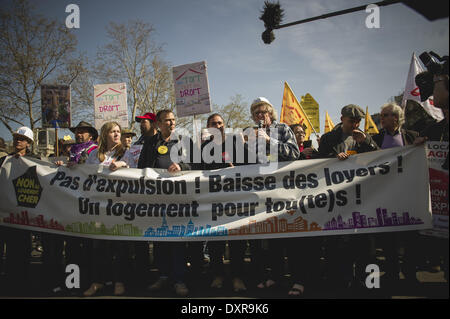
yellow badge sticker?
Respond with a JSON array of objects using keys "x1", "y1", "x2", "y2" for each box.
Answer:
[{"x1": 158, "y1": 145, "x2": 168, "y2": 155}]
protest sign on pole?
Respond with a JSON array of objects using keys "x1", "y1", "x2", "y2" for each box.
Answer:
[
  {"x1": 41, "y1": 85, "x2": 71, "y2": 128},
  {"x1": 300, "y1": 93, "x2": 320, "y2": 133},
  {"x1": 94, "y1": 83, "x2": 128, "y2": 130},
  {"x1": 0, "y1": 146, "x2": 432, "y2": 241},
  {"x1": 401, "y1": 53, "x2": 444, "y2": 121},
  {"x1": 173, "y1": 61, "x2": 211, "y2": 118}
]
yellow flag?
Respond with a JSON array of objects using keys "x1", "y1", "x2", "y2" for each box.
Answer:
[
  {"x1": 280, "y1": 82, "x2": 314, "y2": 140},
  {"x1": 324, "y1": 111, "x2": 335, "y2": 133},
  {"x1": 300, "y1": 93, "x2": 320, "y2": 132},
  {"x1": 364, "y1": 106, "x2": 379, "y2": 135}
]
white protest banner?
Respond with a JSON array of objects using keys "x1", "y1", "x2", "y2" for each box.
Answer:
[
  {"x1": 421, "y1": 141, "x2": 448, "y2": 238},
  {"x1": 0, "y1": 146, "x2": 432, "y2": 241},
  {"x1": 94, "y1": 83, "x2": 128, "y2": 129},
  {"x1": 173, "y1": 61, "x2": 211, "y2": 117}
]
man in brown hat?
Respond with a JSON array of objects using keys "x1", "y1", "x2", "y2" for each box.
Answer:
[
  {"x1": 134, "y1": 112, "x2": 157, "y2": 145},
  {"x1": 48, "y1": 121, "x2": 98, "y2": 296},
  {"x1": 55, "y1": 121, "x2": 98, "y2": 166},
  {"x1": 318, "y1": 104, "x2": 378, "y2": 160}
]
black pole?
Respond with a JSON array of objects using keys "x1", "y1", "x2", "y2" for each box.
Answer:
[{"x1": 273, "y1": 0, "x2": 403, "y2": 30}]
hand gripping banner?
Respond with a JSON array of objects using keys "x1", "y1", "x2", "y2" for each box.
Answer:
[{"x1": 0, "y1": 146, "x2": 432, "y2": 241}]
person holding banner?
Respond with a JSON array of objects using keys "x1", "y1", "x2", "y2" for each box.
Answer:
[
  {"x1": 0, "y1": 127, "x2": 40, "y2": 296},
  {"x1": 373, "y1": 103, "x2": 418, "y2": 148},
  {"x1": 372, "y1": 103, "x2": 421, "y2": 288},
  {"x1": 289, "y1": 123, "x2": 318, "y2": 159},
  {"x1": 198, "y1": 113, "x2": 248, "y2": 293},
  {"x1": 49, "y1": 121, "x2": 99, "y2": 296},
  {"x1": 82, "y1": 121, "x2": 136, "y2": 297},
  {"x1": 54, "y1": 121, "x2": 99, "y2": 166},
  {"x1": 121, "y1": 128, "x2": 136, "y2": 149},
  {"x1": 318, "y1": 104, "x2": 379, "y2": 160},
  {"x1": 246, "y1": 97, "x2": 300, "y2": 293},
  {"x1": 317, "y1": 105, "x2": 379, "y2": 294},
  {"x1": 134, "y1": 112, "x2": 157, "y2": 145},
  {"x1": 138, "y1": 110, "x2": 192, "y2": 297},
  {"x1": 133, "y1": 112, "x2": 157, "y2": 291},
  {"x1": 414, "y1": 72, "x2": 449, "y2": 282},
  {"x1": 247, "y1": 97, "x2": 300, "y2": 163}
]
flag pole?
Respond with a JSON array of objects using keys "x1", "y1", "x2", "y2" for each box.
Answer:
[{"x1": 284, "y1": 81, "x2": 318, "y2": 136}]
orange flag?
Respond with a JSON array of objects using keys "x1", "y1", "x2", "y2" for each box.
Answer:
[{"x1": 280, "y1": 82, "x2": 314, "y2": 140}]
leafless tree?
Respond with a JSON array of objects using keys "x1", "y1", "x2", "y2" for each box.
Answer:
[
  {"x1": 0, "y1": 0, "x2": 83, "y2": 133},
  {"x1": 93, "y1": 20, "x2": 176, "y2": 130}
]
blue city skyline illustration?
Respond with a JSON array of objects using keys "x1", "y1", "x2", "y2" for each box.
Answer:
[
  {"x1": 323, "y1": 207, "x2": 424, "y2": 230},
  {"x1": 144, "y1": 213, "x2": 228, "y2": 237}
]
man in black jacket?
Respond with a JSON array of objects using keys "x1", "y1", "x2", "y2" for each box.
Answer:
[
  {"x1": 138, "y1": 109, "x2": 192, "y2": 297},
  {"x1": 317, "y1": 105, "x2": 379, "y2": 295},
  {"x1": 318, "y1": 104, "x2": 379, "y2": 160},
  {"x1": 197, "y1": 113, "x2": 248, "y2": 293}
]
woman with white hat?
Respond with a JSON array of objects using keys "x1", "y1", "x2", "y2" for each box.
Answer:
[{"x1": 0, "y1": 126, "x2": 40, "y2": 296}]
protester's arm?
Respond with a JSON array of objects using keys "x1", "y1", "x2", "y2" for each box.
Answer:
[
  {"x1": 355, "y1": 131, "x2": 379, "y2": 152},
  {"x1": 317, "y1": 134, "x2": 337, "y2": 158}
]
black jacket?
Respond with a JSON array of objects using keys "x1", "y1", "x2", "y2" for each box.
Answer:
[
  {"x1": 372, "y1": 128, "x2": 419, "y2": 148},
  {"x1": 194, "y1": 135, "x2": 246, "y2": 170},
  {"x1": 137, "y1": 131, "x2": 192, "y2": 170},
  {"x1": 420, "y1": 119, "x2": 449, "y2": 142},
  {"x1": 317, "y1": 124, "x2": 379, "y2": 158}
]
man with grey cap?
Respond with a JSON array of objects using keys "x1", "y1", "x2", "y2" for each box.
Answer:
[
  {"x1": 318, "y1": 104, "x2": 379, "y2": 160},
  {"x1": 317, "y1": 104, "x2": 378, "y2": 294}
]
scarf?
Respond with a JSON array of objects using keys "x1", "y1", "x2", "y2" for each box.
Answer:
[{"x1": 69, "y1": 140, "x2": 97, "y2": 163}]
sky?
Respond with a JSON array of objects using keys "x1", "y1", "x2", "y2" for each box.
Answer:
[{"x1": 1, "y1": 0, "x2": 449, "y2": 142}]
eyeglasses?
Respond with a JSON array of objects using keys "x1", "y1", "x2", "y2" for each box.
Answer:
[
  {"x1": 295, "y1": 131, "x2": 306, "y2": 136},
  {"x1": 209, "y1": 121, "x2": 223, "y2": 126},
  {"x1": 254, "y1": 110, "x2": 268, "y2": 116}
]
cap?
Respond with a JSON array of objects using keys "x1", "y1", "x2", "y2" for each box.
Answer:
[
  {"x1": 251, "y1": 97, "x2": 273, "y2": 109},
  {"x1": 135, "y1": 112, "x2": 156, "y2": 122},
  {"x1": 341, "y1": 104, "x2": 365, "y2": 119},
  {"x1": 121, "y1": 128, "x2": 136, "y2": 137},
  {"x1": 13, "y1": 126, "x2": 34, "y2": 143},
  {"x1": 69, "y1": 121, "x2": 99, "y2": 141}
]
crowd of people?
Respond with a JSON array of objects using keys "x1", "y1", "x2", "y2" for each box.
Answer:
[{"x1": 0, "y1": 72, "x2": 448, "y2": 298}]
